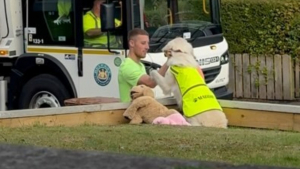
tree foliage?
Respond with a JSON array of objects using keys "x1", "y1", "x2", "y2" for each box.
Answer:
[{"x1": 219, "y1": 0, "x2": 300, "y2": 58}]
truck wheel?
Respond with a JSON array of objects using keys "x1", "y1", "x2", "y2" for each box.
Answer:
[{"x1": 18, "y1": 74, "x2": 71, "y2": 109}]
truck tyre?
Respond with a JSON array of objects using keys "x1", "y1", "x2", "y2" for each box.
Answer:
[{"x1": 18, "y1": 74, "x2": 71, "y2": 109}]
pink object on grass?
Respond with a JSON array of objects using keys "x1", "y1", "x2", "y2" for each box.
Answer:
[{"x1": 152, "y1": 113, "x2": 191, "y2": 126}]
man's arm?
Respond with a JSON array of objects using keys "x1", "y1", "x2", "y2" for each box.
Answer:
[
  {"x1": 137, "y1": 61, "x2": 169, "y2": 88},
  {"x1": 83, "y1": 14, "x2": 103, "y2": 38},
  {"x1": 121, "y1": 61, "x2": 156, "y2": 88},
  {"x1": 137, "y1": 75, "x2": 156, "y2": 88},
  {"x1": 85, "y1": 28, "x2": 103, "y2": 37},
  {"x1": 86, "y1": 19, "x2": 121, "y2": 37},
  {"x1": 121, "y1": 56, "x2": 169, "y2": 88}
]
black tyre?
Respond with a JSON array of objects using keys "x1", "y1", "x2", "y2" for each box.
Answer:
[{"x1": 18, "y1": 74, "x2": 71, "y2": 109}]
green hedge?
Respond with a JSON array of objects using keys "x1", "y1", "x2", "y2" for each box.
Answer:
[
  {"x1": 219, "y1": 0, "x2": 300, "y2": 57},
  {"x1": 145, "y1": 0, "x2": 300, "y2": 58}
]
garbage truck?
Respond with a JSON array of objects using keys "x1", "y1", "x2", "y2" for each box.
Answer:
[{"x1": 0, "y1": 0, "x2": 232, "y2": 111}]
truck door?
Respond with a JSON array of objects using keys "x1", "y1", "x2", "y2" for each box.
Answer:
[
  {"x1": 79, "y1": 0, "x2": 125, "y2": 99},
  {"x1": 22, "y1": 0, "x2": 80, "y2": 109}
]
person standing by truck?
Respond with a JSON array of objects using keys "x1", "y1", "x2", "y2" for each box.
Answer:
[{"x1": 118, "y1": 28, "x2": 169, "y2": 102}]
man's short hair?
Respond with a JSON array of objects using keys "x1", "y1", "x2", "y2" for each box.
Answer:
[
  {"x1": 95, "y1": 0, "x2": 105, "y2": 3},
  {"x1": 128, "y1": 28, "x2": 149, "y2": 41}
]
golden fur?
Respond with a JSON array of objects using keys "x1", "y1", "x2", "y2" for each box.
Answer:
[
  {"x1": 150, "y1": 37, "x2": 198, "y2": 109},
  {"x1": 123, "y1": 85, "x2": 179, "y2": 124},
  {"x1": 150, "y1": 37, "x2": 228, "y2": 128}
]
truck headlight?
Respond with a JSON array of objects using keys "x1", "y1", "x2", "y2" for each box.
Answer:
[{"x1": 220, "y1": 52, "x2": 229, "y2": 65}]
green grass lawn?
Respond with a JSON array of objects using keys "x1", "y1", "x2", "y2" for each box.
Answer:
[{"x1": 0, "y1": 124, "x2": 299, "y2": 168}]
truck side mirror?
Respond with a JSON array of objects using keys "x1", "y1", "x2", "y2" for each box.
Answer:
[{"x1": 100, "y1": 3, "x2": 115, "y2": 32}]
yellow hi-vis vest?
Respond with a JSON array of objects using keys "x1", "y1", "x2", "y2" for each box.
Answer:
[
  {"x1": 170, "y1": 65, "x2": 223, "y2": 117},
  {"x1": 83, "y1": 11, "x2": 121, "y2": 47}
]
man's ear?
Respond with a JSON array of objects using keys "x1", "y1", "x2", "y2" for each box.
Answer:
[{"x1": 129, "y1": 39, "x2": 134, "y2": 47}]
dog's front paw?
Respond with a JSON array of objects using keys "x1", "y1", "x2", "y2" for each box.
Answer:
[
  {"x1": 124, "y1": 115, "x2": 130, "y2": 120},
  {"x1": 149, "y1": 69, "x2": 159, "y2": 79}
]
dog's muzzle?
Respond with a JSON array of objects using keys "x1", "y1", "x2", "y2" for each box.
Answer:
[{"x1": 130, "y1": 91, "x2": 137, "y2": 99}]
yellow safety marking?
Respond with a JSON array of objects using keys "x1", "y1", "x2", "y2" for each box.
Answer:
[
  {"x1": 27, "y1": 47, "x2": 77, "y2": 54},
  {"x1": 27, "y1": 47, "x2": 125, "y2": 56},
  {"x1": 82, "y1": 49, "x2": 114, "y2": 55}
]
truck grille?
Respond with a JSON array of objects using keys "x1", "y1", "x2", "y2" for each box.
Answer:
[
  {"x1": 203, "y1": 66, "x2": 221, "y2": 84},
  {"x1": 144, "y1": 62, "x2": 221, "y2": 84}
]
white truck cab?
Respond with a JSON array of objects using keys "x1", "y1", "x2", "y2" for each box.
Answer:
[{"x1": 0, "y1": 0, "x2": 232, "y2": 111}]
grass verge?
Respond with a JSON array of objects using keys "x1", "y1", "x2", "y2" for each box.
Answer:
[{"x1": 0, "y1": 124, "x2": 299, "y2": 168}]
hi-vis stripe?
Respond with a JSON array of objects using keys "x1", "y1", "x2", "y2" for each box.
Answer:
[
  {"x1": 27, "y1": 47, "x2": 77, "y2": 54},
  {"x1": 26, "y1": 47, "x2": 123, "y2": 55}
]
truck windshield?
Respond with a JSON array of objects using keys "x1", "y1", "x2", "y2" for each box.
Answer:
[{"x1": 144, "y1": 0, "x2": 221, "y2": 53}]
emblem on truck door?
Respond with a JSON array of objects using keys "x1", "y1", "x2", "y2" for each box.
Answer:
[
  {"x1": 114, "y1": 57, "x2": 122, "y2": 67},
  {"x1": 94, "y1": 63, "x2": 112, "y2": 86}
]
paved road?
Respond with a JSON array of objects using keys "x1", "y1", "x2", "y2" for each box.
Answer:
[{"x1": 0, "y1": 144, "x2": 297, "y2": 169}]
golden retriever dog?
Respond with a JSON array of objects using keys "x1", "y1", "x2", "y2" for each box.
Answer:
[{"x1": 150, "y1": 37, "x2": 228, "y2": 128}]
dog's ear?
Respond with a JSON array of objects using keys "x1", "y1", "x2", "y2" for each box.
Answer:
[
  {"x1": 164, "y1": 50, "x2": 172, "y2": 58},
  {"x1": 162, "y1": 40, "x2": 173, "y2": 54}
]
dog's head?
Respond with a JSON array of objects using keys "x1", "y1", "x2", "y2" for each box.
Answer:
[
  {"x1": 162, "y1": 37, "x2": 198, "y2": 67},
  {"x1": 130, "y1": 85, "x2": 155, "y2": 100},
  {"x1": 162, "y1": 37, "x2": 195, "y2": 58}
]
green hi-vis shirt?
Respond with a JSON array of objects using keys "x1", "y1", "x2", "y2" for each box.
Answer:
[
  {"x1": 83, "y1": 11, "x2": 121, "y2": 46},
  {"x1": 170, "y1": 65, "x2": 223, "y2": 117},
  {"x1": 118, "y1": 58, "x2": 146, "y2": 102}
]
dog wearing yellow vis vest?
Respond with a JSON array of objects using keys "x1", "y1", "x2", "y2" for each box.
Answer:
[{"x1": 150, "y1": 37, "x2": 228, "y2": 128}]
